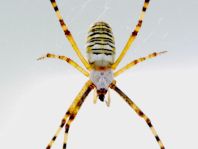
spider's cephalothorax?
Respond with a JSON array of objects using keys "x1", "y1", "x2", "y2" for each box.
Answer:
[
  {"x1": 90, "y1": 69, "x2": 113, "y2": 101},
  {"x1": 86, "y1": 21, "x2": 115, "y2": 101}
]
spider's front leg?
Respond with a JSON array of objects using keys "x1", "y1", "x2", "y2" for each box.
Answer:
[
  {"x1": 46, "y1": 80, "x2": 94, "y2": 149},
  {"x1": 110, "y1": 82, "x2": 165, "y2": 149},
  {"x1": 62, "y1": 82, "x2": 94, "y2": 149}
]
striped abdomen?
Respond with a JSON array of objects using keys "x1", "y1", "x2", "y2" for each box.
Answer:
[{"x1": 86, "y1": 21, "x2": 115, "y2": 68}]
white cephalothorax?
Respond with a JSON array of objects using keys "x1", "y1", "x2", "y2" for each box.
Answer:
[{"x1": 90, "y1": 69, "x2": 113, "y2": 90}]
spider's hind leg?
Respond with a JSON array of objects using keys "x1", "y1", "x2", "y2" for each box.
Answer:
[
  {"x1": 112, "y1": 0, "x2": 151, "y2": 69},
  {"x1": 49, "y1": 0, "x2": 91, "y2": 70}
]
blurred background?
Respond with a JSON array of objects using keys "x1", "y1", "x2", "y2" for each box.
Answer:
[{"x1": 0, "y1": 0, "x2": 198, "y2": 148}]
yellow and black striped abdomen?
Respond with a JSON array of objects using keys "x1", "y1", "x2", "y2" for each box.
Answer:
[{"x1": 86, "y1": 21, "x2": 116, "y2": 68}]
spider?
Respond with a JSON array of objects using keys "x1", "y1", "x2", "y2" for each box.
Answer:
[{"x1": 38, "y1": 0, "x2": 166, "y2": 149}]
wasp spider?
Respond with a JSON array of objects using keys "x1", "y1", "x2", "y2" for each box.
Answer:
[{"x1": 38, "y1": 0, "x2": 166, "y2": 148}]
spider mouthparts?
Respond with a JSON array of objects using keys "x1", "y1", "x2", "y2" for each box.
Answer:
[
  {"x1": 99, "y1": 94, "x2": 105, "y2": 102},
  {"x1": 97, "y1": 88, "x2": 107, "y2": 102}
]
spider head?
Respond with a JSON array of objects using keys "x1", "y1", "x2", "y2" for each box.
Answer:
[
  {"x1": 90, "y1": 69, "x2": 113, "y2": 102},
  {"x1": 86, "y1": 21, "x2": 116, "y2": 68},
  {"x1": 97, "y1": 88, "x2": 107, "y2": 102}
]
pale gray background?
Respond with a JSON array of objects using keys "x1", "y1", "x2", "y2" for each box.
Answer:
[{"x1": 0, "y1": 0, "x2": 198, "y2": 148}]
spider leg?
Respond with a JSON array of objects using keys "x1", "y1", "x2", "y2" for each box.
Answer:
[
  {"x1": 105, "y1": 89, "x2": 111, "y2": 107},
  {"x1": 37, "y1": 53, "x2": 89, "y2": 77},
  {"x1": 49, "y1": 0, "x2": 91, "y2": 70},
  {"x1": 112, "y1": 0, "x2": 151, "y2": 70},
  {"x1": 93, "y1": 88, "x2": 98, "y2": 104},
  {"x1": 110, "y1": 82, "x2": 165, "y2": 149},
  {"x1": 46, "y1": 80, "x2": 93, "y2": 149},
  {"x1": 46, "y1": 112, "x2": 70, "y2": 149},
  {"x1": 62, "y1": 81, "x2": 93, "y2": 149},
  {"x1": 114, "y1": 51, "x2": 167, "y2": 77}
]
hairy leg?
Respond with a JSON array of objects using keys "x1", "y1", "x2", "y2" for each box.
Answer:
[
  {"x1": 38, "y1": 53, "x2": 89, "y2": 77},
  {"x1": 112, "y1": 0, "x2": 151, "y2": 69},
  {"x1": 110, "y1": 82, "x2": 165, "y2": 149},
  {"x1": 49, "y1": 0, "x2": 91, "y2": 70},
  {"x1": 46, "y1": 80, "x2": 93, "y2": 149},
  {"x1": 114, "y1": 51, "x2": 167, "y2": 77}
]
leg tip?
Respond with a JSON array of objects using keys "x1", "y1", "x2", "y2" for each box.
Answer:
[
  {"x1": 159, "y1": 51, "x2": 168, "y2": 55},
  {"x1": 37, "y1": 56, "x2": 45, "y2": 61}
]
